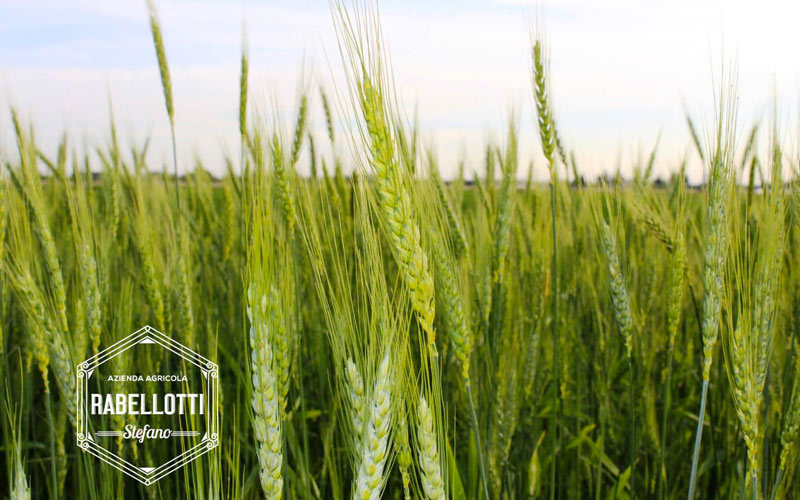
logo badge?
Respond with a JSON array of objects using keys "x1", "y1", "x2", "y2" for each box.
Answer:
[{"x1": 76, "y1": 325, "x2": 219, "y2": 485}]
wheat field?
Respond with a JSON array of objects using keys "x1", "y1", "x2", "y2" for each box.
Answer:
[{"x1": 1, "y1": 2, "x2": 800, "y2": 499}]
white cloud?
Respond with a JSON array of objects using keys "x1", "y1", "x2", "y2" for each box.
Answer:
[{"x1": 2, "y1": 0, "x2": 799, "y2": 182}]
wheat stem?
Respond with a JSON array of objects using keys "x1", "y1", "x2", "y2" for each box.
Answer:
[{"x1": 687, "y1": 379, "x2": 708, "y2": 499}]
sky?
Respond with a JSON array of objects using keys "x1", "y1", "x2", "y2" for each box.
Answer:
[{"x1": 1, "y1": 0, "x2": 799, "y2": 183}]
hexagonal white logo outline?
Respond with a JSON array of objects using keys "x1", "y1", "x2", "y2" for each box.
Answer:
[{"x1": 76, "y1": 325, "x2": 219, "y2": 485}]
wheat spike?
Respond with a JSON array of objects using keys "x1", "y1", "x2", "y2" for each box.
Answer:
[
  {"x1": 417, "y1": 395, "x2": 445, "y2": 499},
  {"x1": 176, "y1": 226, "x2": 195, "y2": 348},
  {"x1": 726, "y1": 131, "x2": 784, "y2": 493},
  {"x1": 600, "y1": 222, "x2": 634, "y2": 358},
  {"x1": 532, "y1": 40, "x2": 556, "y2": 175},
  {"x1": 147, "y1": 0, "x2": 173, "y2": 128},
  {"x1": 248, "y1": 285, "x2": 292, "y2": 412},
  {"x1": 290, "y1": 94, "x2": 308, "y2": 167},
  {"x1": 360, "y1": 77, "x2": 437, "y2": 353},
  {"x1": 492, "y1": 126, "x2": 518, "y2": 286},
  {"x1": 12, "y1": 127, "x2": 70, "y2": 336},
  {"x1": 12, "y1": 266, "x2": 77, "y2": 425},
  {"x1": 79, "y1": 241, "x2": 102, "y2": 355},
  {"x1": 272, "y1": 133, "x2": 297, "y2": 237},
  {"x1": 13, "y1": 274, "x2": 50, "y2": 391},
  {"x1": 685, "y1": 112, "x2": 705, "y2": 162},
  {"x1": 431, "y1": 241, "x2": 471, "y2": 382},
  {"x1": 134, "y1": 218, "x2": 166, "y2": 331},
  {"x1": 667, "y1": 234, "x2": 685, "y2": 350},
  {"x1": 346, "y1": 358, "x2": 367, "y2": 451},
  {"x1": 352, "y1": 353, "x2": 393, "y2": 500},
  {"x1": 700, "y1": 149, "x2": 731, "y2": 381},
  {"x1": 239, "y1": 30, "x2": 249, "y2": 141},
  {"x1": 248, "y1": 307, "x2": 284, "y2": 499},
  {"x1": 395, "y1": 408, "x2": 413, "y2": 500},
  {"x1": 320, "y1": 87, "x2": 335, "y2": 144},
  {"x1": 308, "y1": 132, "x2": 317, "y2": 178}
]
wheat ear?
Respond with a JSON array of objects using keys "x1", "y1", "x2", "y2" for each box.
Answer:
[
  {"x1": 395, "y1": 408, "x2": 413, "y2": 500},
  {"x1": 360, "y1": 78, "x2": 436, "y2": 354},
  {"x1": 11, "y1": 266, "x2": 77, "y2": 426},
  {"x1": 239, "y1": 30, "x2": 249, "y2": 143},
  {"x1": 8, "y1": 268, "x2": 50, "y2": 385},
  {"x1": 687, "y1": 80, "x2": 737, "y2": 500},
  {"x1": 532, "y1": 41, "x2": 556, "y2": 174},
  {"x1": 320, "y1": 87, "x2": 335, "y2": 144},
  {"x1": 352, "y1": 353, "x2": 392, "y2": 500},
  {"x1": 146, "y1": 0, "x2": 180, "y2": 207},
  {"x1": 600, "y1": 222, "x2": 634, "y2": 358},
  {"x1": 532, "y1": 34, "x2": 562, "y2": 500},
  {"x1": 491, "y1": 127, "x2": 518, "y2": 287},
  {"x1": 599, "y1": 219, "x2": 637, "y2": 494},
  {"x1": 346, "y1": 358, "x2": 367, "y2": 451},
  {"x1": 431, "y1": 241, "x2": 471, "y2": 381},
  {"x1": 248, "y1": 299, "x2": 284, "y2": 499},
  {"x1": 147, "y1": 0, "x2": 173, "y2": 127},
  {"x1": 272, "y1": 133, "x2": 297, "y2": 237},
  {"x1": 290, "y1": 94, "x2": 308, "y2": 168},
  {"x1": 417, "y1": 395, "x2": 445, "y2": 499}
]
